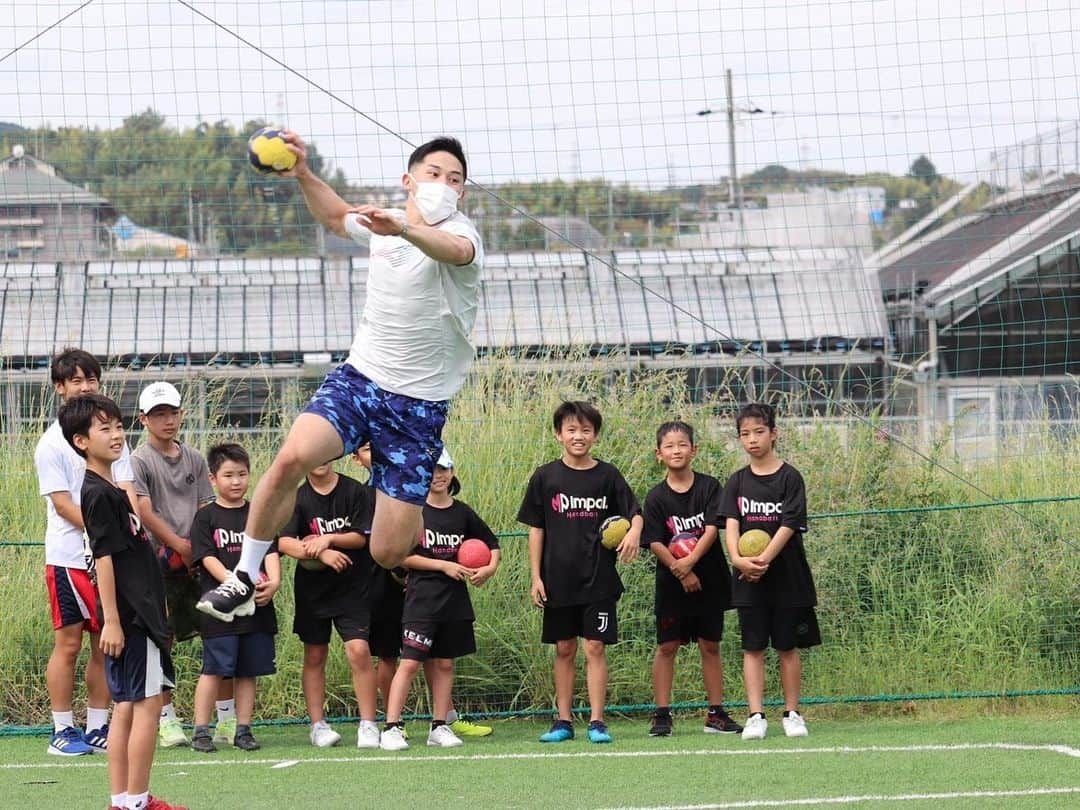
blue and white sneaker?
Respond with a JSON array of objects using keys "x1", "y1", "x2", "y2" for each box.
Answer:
[
  {"x1": 587, "y1": 720, "x2": 613, "y2": 744},
  {"x1": 84, "y1": 724, "x2": 109, "y2": 752},
  {"x1": 47, "y1": 726, "x2": 93, "y2": 757},
  {"x1": 539, "y1": 719, "x2": 574, "y2": 743}
]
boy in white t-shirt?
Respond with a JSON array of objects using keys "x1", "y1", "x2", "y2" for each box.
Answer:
[
  {"x1": 35, "y1": 348, "x2": 136, "y2": 757},
  {"x1": 199, "y1": 134, "x2": 485, "y2": 624}
]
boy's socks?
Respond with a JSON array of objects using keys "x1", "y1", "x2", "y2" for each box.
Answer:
[
  {"x1": 87, "y1": 707, "x2": 109, "y2": 730},
  {"x1": 216, "y1": 699, "x2": 236, "y2": 723},
  {"x1": 445, "y1": 708, "x2": 458, "y2": 724},
  {"x1": 194, "y1": 723, "x2": 212, "y2": 737},
  {"x1": 160, "y1": 703, "x2": 177, "y2": 722},
  {"x1": 237, "y1": 535, "x2": 273, "y2": 581},
  {"x1": 125, "y1": 792, "x2": 149, "y2": 810},
  {"x1": 52, "y1": 710, "x2": 75, "y2": 732},
  {"x1": 110, "y1": 793, "x2": 127, "y2": 809}
]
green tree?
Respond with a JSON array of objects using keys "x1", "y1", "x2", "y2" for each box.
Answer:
[{"x1": 908, "y1": 154, "x2": 939, "y2": 184}]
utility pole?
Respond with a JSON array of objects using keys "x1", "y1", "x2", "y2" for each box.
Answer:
[{"x1": 726, "y1": 68, "x2": 744, "y2": 243}]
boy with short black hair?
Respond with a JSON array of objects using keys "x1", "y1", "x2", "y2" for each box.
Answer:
[
  {"x1": 642, "y1": 420, "x2": 741, "y2": 737},
  {"x1": 279, "y1": 462, "x2": 380, "y2": 749},
  {"x1": 517, "y1": 400, "x2": 641, "y2": 744},
  {"x1": 59, "y1": 393, "x2": 184, "y2": 810},
  {"x1": 189, "y1": 444, "x2": 280, "y2": 753},
  {"x1": 129, "y1": 381, "x2": 218, "y2": 748},
  {"x1": 36, "y1": 347, "x2": 135, "y2": 756},
  {"x1": 719, "y1": 403, "x2": 820, "y2": 740}
]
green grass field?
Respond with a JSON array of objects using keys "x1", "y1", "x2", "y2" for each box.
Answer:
[{"x1": 2, "y1": 714, "x2": 1078, "y2": 809}]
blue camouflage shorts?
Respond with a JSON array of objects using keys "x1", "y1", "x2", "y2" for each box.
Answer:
[{"x1": 303, "y1": 364, "x2": 449, "y2": 505}]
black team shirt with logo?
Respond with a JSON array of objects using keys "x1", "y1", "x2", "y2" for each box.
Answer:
[
  {"x1": 717, "y1": 462, "x2": 816, "y2": 608},
  {"x1": 404, "y1": 500, "x2": 499, "y2": 623},
  {"x1": 190, "y1": 501, "x2": 278, "y2": 638},
  {"x1": 517, "y1": 459, "x2": 641, "y2": 608},
  {"x1": 282, "y1": 474, "x2": 375, "y2": 619},
  {"x1": 81, "y1": 470, "x2": 170, "y2": 651},
  {"x1": 641, "y1": 472, "x2": 731, "y2": 617}
]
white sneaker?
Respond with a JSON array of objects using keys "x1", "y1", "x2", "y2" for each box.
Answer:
[
  {"x1": 742, "y1": 714, "x2": 768, "y2": 740},
  {"x1": 309, "y1": 722, "x2": 341, "y2": 748},
  {"x1": 380, "y1": 725, "x2": 409, "y2": 751},
  {"x1": 782, "y1": 711, "x2": 808, "y2": 737},
  {"x1": 427, "y1": 724, "x2": 463, "y2": 748},
  {"x1": 356, "y1": 722, "x2": 380, "y2": 749}
]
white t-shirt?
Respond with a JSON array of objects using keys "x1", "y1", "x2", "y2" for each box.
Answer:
[
  {"x1": 343, "y1": 210, "x2": 484, "y2": 402},
  {"x1": 35, "y1": 420, "x2": 135, "y2": 569}
]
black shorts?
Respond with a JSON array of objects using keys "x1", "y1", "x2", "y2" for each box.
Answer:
[
  {"x1": 738, "y1": 606, "x2": 821, "y2": 652},
  {"x1": 293, "y1": 605, "x2": 371, "y2": 645},
  {"x1": 542, "y1": 600, "x2": 618, "y2": 645},
  {"x1": 201, "y1": 632, "x2": 277, "y2": 678},
  {"x1": 656, "y1": 612, "x2": 725, "y2": 645},
  {"x1": 106, "y1": 632, "x2": 176, "y2": 703},
  {"x1": 400, "y1": 620, "x2": 476, "y2": 662},
  {"x1": 369, "y1": 613, "x2": 403, "y2": 660},
  {"x1": 164, "y1": 575, "x2": 202, "y2": 642}
]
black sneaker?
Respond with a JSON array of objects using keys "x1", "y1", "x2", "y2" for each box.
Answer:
[
  {"x1": 704, "y1": 707, "x2": 743, "y2": 734},
  {"x1": 233, "y1": 725, "x2": 260, "y2": 751},
  {"x1": 191, "y1": 731, "x2": 216, "y2": 753},
  {"x1": 196, "y1": 570, "x2": 255, "y2": 622},
  {"x1": 648, "y1": 712, "x2": 673, "y2": 737}
]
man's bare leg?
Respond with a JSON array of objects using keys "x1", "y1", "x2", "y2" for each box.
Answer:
[
  {"x1": 236, "y1": 413, "x2": 345, "y2": 579},
  {"x1": 368, "y1": 491, "x2": 424, "y2": 570}
]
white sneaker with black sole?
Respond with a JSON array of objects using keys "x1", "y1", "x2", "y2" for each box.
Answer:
[
  {"x1": 742, "y1": 713, "x2": 768, "y2": 740},
  {"x1": 782, "y1": 711, "x2": 808, "y2": 737}
]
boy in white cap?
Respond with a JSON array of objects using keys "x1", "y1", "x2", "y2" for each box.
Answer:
[{"x1": 129, "y1": 382, "x2": 220, "y2": 747}]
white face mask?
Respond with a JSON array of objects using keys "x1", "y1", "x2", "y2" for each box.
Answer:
[{"x1": 409, "y1": 174, "x2": 461, "y2": 224}]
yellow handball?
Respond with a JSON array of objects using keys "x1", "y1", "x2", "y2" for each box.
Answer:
[
  {"x1": 247, "y1": 127, "x2": 297, "y2": 174},
  {"x1": 600, "y1": 515, "x2": 631, "y2": 550},
  {"x1": 738, "y1": 528, "x2": 771, "y2": 557}
]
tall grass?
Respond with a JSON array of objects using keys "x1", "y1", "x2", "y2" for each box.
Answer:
[{"x1": 1, "y1": 360, "x2": 1077, "y2": 724}]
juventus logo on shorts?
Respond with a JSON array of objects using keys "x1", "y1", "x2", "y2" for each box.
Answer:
[{"x1": 597, "y1": 612, "x2": 609, "y2": 633}]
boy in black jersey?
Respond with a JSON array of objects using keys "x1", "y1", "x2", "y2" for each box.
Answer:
[
  {"x1": 719, "y1": 403, "x2": 820, "y2": 741},
  {"x1": 279, "y1": 462, "x2": 380, "y2": 749},
  {"x1": 189, "y1": 444, "x2": 280, "y2": 753},
  {"x1": 642, "y1": 421, "x2": 741, "y2": 737},
  {"x1": 379, "y1": 449, "x2": 500, "y2": 750},
  {"x1": 517, "y1": 401, "x2": 641, "y2": 744},
  {"x1": 59, "y1": 394, "x2": 184, "y2": 810}
]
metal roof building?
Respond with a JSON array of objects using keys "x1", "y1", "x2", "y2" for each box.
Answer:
[{"x1": 0, "y1": 246, "x2": 889, "y2": 427}]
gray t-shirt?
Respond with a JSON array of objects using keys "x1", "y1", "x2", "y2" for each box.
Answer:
[{"x1": 130, "y1": 441, "x2": 214, "y2": 548}]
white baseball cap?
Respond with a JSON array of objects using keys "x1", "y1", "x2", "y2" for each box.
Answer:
[
  {"x1": 436, "y1": 447, "x2": 454, "y2": 469},
  {"x1": 138, "y1": 381, "x2": 182, "y2": 413}
]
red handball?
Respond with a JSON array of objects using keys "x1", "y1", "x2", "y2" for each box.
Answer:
[
  {"x1": 456, "y1": 538, "x2": 492, "y2": 569},
  {"x1": 669, "y1": 532, "x2": 699, "y2": 560},
  {"x1": 157, "y1": 545, "x2": 187, "y2": 574}
]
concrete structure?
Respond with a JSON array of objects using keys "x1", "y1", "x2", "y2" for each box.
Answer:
[
  {"x1": 676, "y1": 188, "x2": 883, "y2": 253},
  {"x1": 0, "y1": 147, "x2": 113, "y2": 262}
]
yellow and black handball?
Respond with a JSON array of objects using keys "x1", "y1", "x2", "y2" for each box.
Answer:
[{"x1": 247, "y1": 127, "x2": 297, "y2": 174}]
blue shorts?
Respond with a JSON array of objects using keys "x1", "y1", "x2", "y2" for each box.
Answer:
[
  {"x1": 201, "y1": 632, "x2": 277, "y2": 678},
  {"x1": 106, "y1": 632, "x2": 176, "y2": 703},
  {"x1": 303, "y1": 364, "x2": 449, "y2": 506}
]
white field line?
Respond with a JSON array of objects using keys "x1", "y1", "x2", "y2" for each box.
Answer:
[
  {"x1": 602, "y1": 786, "x2": 1080, "y2": 809},
  {"x1": 2, "y1": 741, "x2": 1078, "y2": 770}
]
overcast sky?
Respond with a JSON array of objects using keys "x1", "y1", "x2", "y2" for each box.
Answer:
[{"x1": 2, "y1": 0, "x2": 1078, "y2": 188}]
